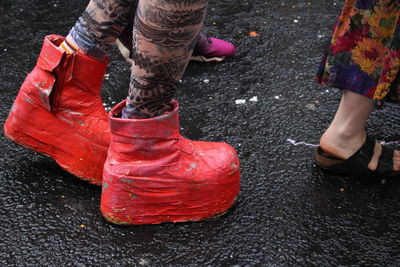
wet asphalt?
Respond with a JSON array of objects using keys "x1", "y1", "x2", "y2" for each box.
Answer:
[{"x1": 2, "y1": 0, "x2": 400, "y2": 266}]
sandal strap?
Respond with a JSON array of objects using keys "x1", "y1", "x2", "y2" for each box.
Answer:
[
  {"x1": 316, "y1": 135, "x2": 377, "y2": 179},
  {"x1": 376, "y1": 145, "x2": 394, "y2": 176},
  {"x1": 320, "y1": 135, "x2": 375, "y2": 177},
  {"x1": 351, "y1": 135, "x2": 375, "y2": 162}
]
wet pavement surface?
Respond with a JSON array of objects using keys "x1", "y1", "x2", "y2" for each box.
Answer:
[{"x1": 2, "y1": 0, "x2": 400, "y2": 265}]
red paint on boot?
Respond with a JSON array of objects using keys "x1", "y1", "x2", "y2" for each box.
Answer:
[
  {"x1": 3, "y1": 35, "x2": 110, "y2": 185},
  {"x1": 101, "y1": 100, "x2": 240, "y2": 225}
]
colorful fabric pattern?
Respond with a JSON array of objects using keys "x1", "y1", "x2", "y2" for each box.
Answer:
[{"x1": 317, "y1": 0, "x2": 400, "y2": 102}]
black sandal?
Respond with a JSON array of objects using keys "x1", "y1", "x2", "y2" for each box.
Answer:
[{"x1": 313, "y1": 135, "x2": 399, "y2": 181}]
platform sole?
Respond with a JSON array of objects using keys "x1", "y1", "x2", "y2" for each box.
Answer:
[
  {"x1": 101, "y1": 196, "x2": 238, "y2": 226},
  {"x1": 100, "y1": 167, "x2": 240, "y2": 225}
]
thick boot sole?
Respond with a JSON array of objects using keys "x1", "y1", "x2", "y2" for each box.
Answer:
[
  {"x1": 100, "y1": 167, "x2": 240, "y2": 225},
  {"x1": 101, "y1": 197, "x2": 238, "y2": 226},
  {"x1": 4, "y1": 92, "x2": 107, "y2": 185}
]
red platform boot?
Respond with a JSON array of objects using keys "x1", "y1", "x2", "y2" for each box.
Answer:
[
  {"x1": 3, "y1": 35, "x2": 110, "y2": 185},
  {"x1": 101, "y1": 100, "x2": 240, "y2": 225}
]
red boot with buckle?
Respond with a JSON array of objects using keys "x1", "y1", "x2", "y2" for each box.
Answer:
[
  {"x1": 101, "y1": 100, "x2": 240, "y2": 225},
  {"x1": 3, "y1": 35, "x2": 110, "y2": 185}
]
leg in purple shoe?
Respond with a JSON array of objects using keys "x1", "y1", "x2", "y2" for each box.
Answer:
[{"x1": 116, "y1": 20, "x2": 236, "y2": 63}]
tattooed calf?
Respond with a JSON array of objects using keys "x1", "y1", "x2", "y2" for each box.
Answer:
[
  {"x1": 127, "y1": 0, "x2": 208, "y2": 117},
  {"x1": 133, "y1": 16, "x2": 199, "y2": 52},
  {"x1": 155, "y1": 0, "x2": 208, "y2": 9},
  {"x1": 142, "y1": 4, "x2": 206, "y2": 27}
]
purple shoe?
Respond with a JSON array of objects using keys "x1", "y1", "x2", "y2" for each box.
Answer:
[
  {"x1": 116, "y1": 24, "x2": 236, "y2": 63},
  {"x1": 191, "y1": 33, "x2": 236, "y2": 62}
]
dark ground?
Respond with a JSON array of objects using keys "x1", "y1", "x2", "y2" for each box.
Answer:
[{"x1": 2, "y1": 0, "x2": 400, "y2": 266}]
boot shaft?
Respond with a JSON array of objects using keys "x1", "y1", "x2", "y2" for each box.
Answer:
[
  {"x1": 38, "y1": 35, "x2": 108, "y2": 97},
  {"x1": 24, "y1": 35, "x2": 108, "y2": 115},
  {"x1": 108, "y1": 100, "x2": 182, "y2": 162},
  {"x1": 21, "y1": 35, "x2": 109, "y2": 126}
]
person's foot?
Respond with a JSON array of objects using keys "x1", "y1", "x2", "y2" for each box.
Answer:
[
  {"x1": 190, "y1": 33, "x2": 236, "y2": 62},
  {"x1": 319, "y1": 130, "x2": 400, "y2": 172}
]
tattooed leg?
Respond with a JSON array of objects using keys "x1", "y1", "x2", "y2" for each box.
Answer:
[
  {"x1": 66, "y1": 0, "x2": 137, "y2": 58},
  {"x1": 124, "y1": 0, "x2": 208, "y2": 118}
]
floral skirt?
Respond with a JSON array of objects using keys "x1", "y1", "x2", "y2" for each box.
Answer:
[{"x1": 317, "y1": 0, "x2": 400, "y2": 102}]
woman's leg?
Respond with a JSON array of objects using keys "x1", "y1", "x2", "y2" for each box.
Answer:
[
  {"x1": 319, "y1": 90, "x2": 400, "y2": 171},
  {"x1": 124, "y1": 0, "x2": 208, "y2": 118},
  {"x1": 316, "y1": 0, "x2": 400, "y2": 175}
]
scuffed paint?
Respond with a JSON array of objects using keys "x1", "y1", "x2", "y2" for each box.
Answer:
[
  {"x1": 35, "y1": 82, "x2": 52, "y2": 97},
  {"x1": 121, "y1": 178, "x2": 135, "y2": 184},
  {"x1": 73, "y1": 119, "x2": 85, "y2": 126},
  {"x1": 59, "y1": 108, "x2": 85, "y2": 116},
  {"x1": 9, "y1": 103, "x2": 15, "y2": 112},
  {"x1": 34, "y1": 81, "x2": 52, "y2": 92},
  {"x1": 23, "y1": 98, "x2": 34, "y2": 104},
  {"x1": 112, "y1": 207, "x2": 126, "y2": 213},
  {"x1": 59, "y1": 117, "x2": 74, "y2": 124},
  {"x1": 185, "y1": 162, "x2": 197, "y2": 171}
]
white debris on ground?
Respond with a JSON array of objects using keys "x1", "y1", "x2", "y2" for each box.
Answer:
[
  {"x1": 287, "y1": 138, "x2": 319, "y2": 147},
  {"x1": 249, "y1": 96, "x2": 258, "y2": 102},
  {"x1": 138, "y1": 259, "x2": 149, "y2": 265},
  {"x1": 235, "y1": 96, "x2": 259, "y2": 105},
  {"x1": 379, "y1": 140, "x2": 400, "y2": 145},
  {"x1": 305, "y1": 103, "x2": 316, "y2": 110},
  {"x1": 102, "y1": 96, "x2": 118, "y2": 111},
  {"x1": 104, "y1": 73, "x2": 110, "y2": 80},
  {"x1": 287, "y1": 138, "x2": 400, "y2": 147},
  {"x1": 203, "y1": 79, "x2": 210, "y2": 83},
  {"x1": 103, "y1": 103, "x2": 111, "y2": 111}
]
